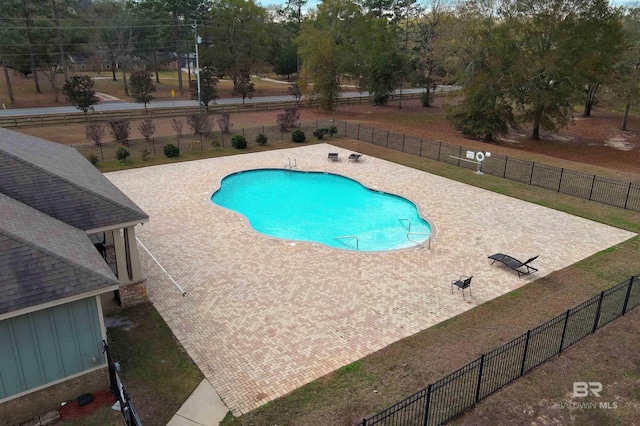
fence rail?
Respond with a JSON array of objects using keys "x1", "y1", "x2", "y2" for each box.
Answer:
[
  {"x1": 358, "y1": 274, "x2": 639, "y2": 426},
  {"x1": 104, "y1": 342, "x2": 143, "y2": 426},
  {"x1": 0, "y1": 93, "x2": 422, "y2": 128}
]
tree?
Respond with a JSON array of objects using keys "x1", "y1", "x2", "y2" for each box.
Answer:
[
  {"x1": 130, "y1": 70, "x2": 156, "y2": 108},
  {"x1": 298, "y1": 0, "x2": 361, "y2": 111},
  {"x1": 190, "y1": 66, "x2": 218, "y2": 109},
  {"x1": 231, "y1": 72, "x2": 255, "y2": 103},
  {"x1": 203, "y1": 0, "x2": 271, "y2": 82},
  {"x1": 613, "y1": 6, "x2": 640, "y2": 130},
  {"x1": 63, "y1": 75, "x2": 99, "y2": 117}
]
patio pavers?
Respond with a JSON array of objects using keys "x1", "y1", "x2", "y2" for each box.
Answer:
[{"x1": 106, "y1": 144, "x2": 635, "y2": 415}]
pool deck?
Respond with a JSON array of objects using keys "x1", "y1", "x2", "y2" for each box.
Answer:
[{"x1": 106, "y1": 144, "x2": 635, "y2": 415}]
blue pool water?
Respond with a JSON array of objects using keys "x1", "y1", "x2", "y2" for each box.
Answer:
[{"x1": 211, "y1": 169, "x2": 432, "y2": 251}]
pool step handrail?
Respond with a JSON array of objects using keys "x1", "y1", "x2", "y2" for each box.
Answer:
[
  {"x1": 399, "y1": 218, "x2": 411, "y2": 231},
  {"x1": 334, "y1": 235, "x2": 359, "y2": 250},
  {"x1": 407, "y1": 232, "x2": 431, "y2": 250},
  {"x1": 284, "y1": 158, "x2": 297, "y2": 170}
]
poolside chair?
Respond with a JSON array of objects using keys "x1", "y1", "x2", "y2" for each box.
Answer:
[
  {"x1": 328, "y1": 152, "x2": 339, "y2": 161},
  {"x1": 488, "y1": 253, "x2": 539, "y2": 277},
  {"x1": 451, "y1": 276, "x2": 473, "y2": 300},
  {"x1": 348, "y1": 153, "x2": 362, "y2": 162}
]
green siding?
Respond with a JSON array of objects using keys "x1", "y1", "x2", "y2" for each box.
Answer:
[{"x1": 0, "y1": 298, "x2": 104, "y2": 400}]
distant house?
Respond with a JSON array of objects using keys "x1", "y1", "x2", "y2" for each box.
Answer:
[
  {"x1": 0, "y1": 128, "x2": 149, "y2": 425},
  {"x1": 68, "y1": 53, "x2": 117, "y2": 73}
]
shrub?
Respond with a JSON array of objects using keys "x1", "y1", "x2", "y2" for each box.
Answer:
[
  {"x1": 85, "y1": 122, "x2": 106, "y2": 145},
  {"x1": 291, "y1": 129, "x2": 306, "y2": 143},
  {"x1": 231, "y1": 135, "x2": 247, "y2": 149},
  {"x1": 141, "y1": 148, "x2": 151, "y2": 161},
  {"x1": 189, "y1": 141, "x2": 200, "y2": 152},
  {"x1": 421, "y1": 91, "x2": 431, "y2": 107},
  {"x1": 115, "y1": 147, "x2": 130, "y2": 163},
  {"x1": 87, "y1": 153, "x2": 99, "y2": 165},
  {"x1": 138, "y1": 119, "x2": 156, "y2": 141},
  {"x1": 217, "y1": 112, "x2": 233, "y2": 133},
  {"x1": 211, "y1": 139, "x2": 221, "y2": 148},
  {"x1": 313, "y1": 128, "x2": 329, "y2": 140},
  {"x1": 255, "y1": 133, "x2": 268, "y2": 145},
  {"x1": 329, "y1": 125, "x2": 338, "y2": 136},
  {"x1": 108, "y1": 120, "x2": 131, "y2": 144},
  {"x1": 277, "y1": 107, "x2": 299, "y2": 131},
  {"x1": 186, "y1": 113, "x2": 212, "y2": 135},
  {"x1": 163, "y1": 143, "x2": 180, "y2": 158}
]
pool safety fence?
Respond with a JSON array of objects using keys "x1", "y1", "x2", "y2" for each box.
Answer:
[
  {"x1": 357, "y1": 274, "x2": 639, "y2": 426},
  {"x1": 72, "y1": 119, "x2": 640, "y2": 213},
  {"x1": 104, "y1": 341, "x2": 143, "y2": 426}
]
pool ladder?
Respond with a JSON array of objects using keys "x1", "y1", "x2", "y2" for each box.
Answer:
[
  {"x1": 334, "y1": 235, "x2": 359, "y2": 250},
  {"x1": 399, "y1": 218, "x2": 411, "y2": 231},
  {"x1": 284, "y1": 158, "x2": 297, "y2": 170},
  {"x1": 407, "y1": 232, "x2": 431, "y2": 250}
]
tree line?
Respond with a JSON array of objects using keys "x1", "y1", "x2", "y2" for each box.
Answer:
[{"x1": 1, "y1": 0, "x2": 639, "y2": 138}]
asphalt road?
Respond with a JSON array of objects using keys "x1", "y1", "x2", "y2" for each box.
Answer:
[{"x1": 0, "y1": 87, "x2": 459, "y2": 117}]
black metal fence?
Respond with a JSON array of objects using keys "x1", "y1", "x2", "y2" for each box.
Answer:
[
  {"x1": 104, "y1": 341, "x2": 143, "y2": 426},
  {"x1": 73, "y1": 119, "x2": 640, "y2": 212},
  {"x1": 73, "y1": 119, "x2": 337, "y2": 163},
  {"x1": 357, "y1": 274, "x2": 639, "y2": 426},
  {"x1": 336, "y1": 121, "x2": 640, "y2": 212}
]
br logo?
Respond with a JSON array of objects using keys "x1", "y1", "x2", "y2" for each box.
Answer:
[{"x1": 573, "y1": 382, "x2": 602, "y2": 398}]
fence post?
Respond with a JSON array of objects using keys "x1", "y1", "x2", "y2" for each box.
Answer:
[
  {"x1": 419, "y1": 138, "x2": 423, "y2": 157},
  {"x1": 503, "y1": 157, "x2": 508, "y2": 178},
  {"x1": 344, "y1": 121, "x2": 347, "y2": 137},
  {"x1": 100, "y1": 143, "x2": 104, "y2": 161},
  {"x1": 624, "y1": 183, "x2": 632, "y2": 209},
  {"x1": 457, "y1": 146, "x2": 462, "y2": 166},
  {"x1": 402, "y1": 134, "x2": 405, "y2": 152},
  {"x1": 357, "y1": 124, "x2": 360, "y2": 140},
  {"x1": 558, "y1": 168, "x2": 564, "y2": 192},
  {"x1": 529, "y1": 163, "x2": 535, "y2": 185},
  {"x1": 200, "y1": 133, "x2": 203, "y2": 149},
  {"x1": 437, "y1": 142, "x2": 441, "y2": 161},
  {"x1": 221, "y1": 130, "x2": 224, "y2": 148},
  {"x1": 520, "y1": 330, "x2": 531, "y2": 376},
  {"x1": 361, "y1": 419, "x2": 366, "y2": 426},
  {"x1": 372, "y1": 127, "x2": 375, "y2": 143},
  {"x1": 589, "y1": 175, "x2": 596, "y2": 200},
  {"x1": 622, "y1": 276, "x2": 635, "y2": 315},
  {"x1": 558, "y1": 310, "x2": 570, "y2": 353},
  {"x1": 152, "y1": 138, "x2": 156, "y2": 155},
  {"x1": 422, "y1": 384, "x2": 432, "y2": 426},
  {"x1": 475, "y1": 354, "x2": 485, "y2": 403},
  {"x1": 592, "y1": 291, "x2": 605, "y2": 332},
  {"x1": 386, "y1": 130, "x2": 389, "y2": 147}
]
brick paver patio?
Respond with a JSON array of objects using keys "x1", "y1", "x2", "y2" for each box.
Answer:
[{"x1": 106, "y1": 144, "x2": 635, "y2": 415}]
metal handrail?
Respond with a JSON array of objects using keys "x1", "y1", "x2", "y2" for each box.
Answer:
[
  {"x1": 334, "y1": 235, "x2": 359, "y2": 250},
  {"x1": 399, "y1": 218, "x2": 411, "y2": 231},
  {"x1": 284, "y1": 158, "x2": 297, "y2": 169},
  {"x1": 407, "y1": 232, "x2": 431, "y2": 250}
]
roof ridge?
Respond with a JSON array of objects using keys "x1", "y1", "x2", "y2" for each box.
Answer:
[
  {"x1": 1, "y1": 149, "x2": 147, "y2": 223},
  {"x1": 1, "y1": 228, "x2": 118, "y2": 286}
]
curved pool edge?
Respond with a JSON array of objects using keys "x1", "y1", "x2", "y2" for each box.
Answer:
[{"x1": 208, "y1": 167, "x2": 438, "y2": 254}]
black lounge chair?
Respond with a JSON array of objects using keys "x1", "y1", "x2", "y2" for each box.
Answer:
[
  {"x1": 328, "y1": 152, "x2": 339, "y2": 161},
  {"x1": 488, "y1": 253, "x2": 539, "y2": 277},
  {"x1": 451, "y1": 276, "x2": 473, "y2": 300},
  {"x1": 348, "y1": 153, "x2": 362, "y2": 162}
]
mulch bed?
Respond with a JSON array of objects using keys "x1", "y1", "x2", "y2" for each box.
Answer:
[{"x1": 58, "y1": 391, "x2": 117, "y2": 420}]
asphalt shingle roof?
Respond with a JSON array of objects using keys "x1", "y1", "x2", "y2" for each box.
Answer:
[
  {"x1": 0, "y1": 193, "x2": 118, "y2": 316},
  {"x1": 0, "y1": 127, "x2": 148, "y2": 231}
]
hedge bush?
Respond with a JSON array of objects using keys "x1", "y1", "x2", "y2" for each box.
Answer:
[
  {"x1": 255, "y1": 133, "x2": 268, "y2": 145},
  {"x1": 291, "y1": 129, "x2": 306, "y2": 143},
  {"x1": 232, "y1": 135, "x2": 247, "y2": 149},
  {"x1": 163, "y1": 143, "x2": 180, "y2": 158}
]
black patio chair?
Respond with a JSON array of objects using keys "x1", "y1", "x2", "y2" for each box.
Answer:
[
  {"x1": 451, "y1": 275, "x2": 473, "y2": 300},
  {"x1": 488, "y1": 253, "x2": 539, "y2": 277}
]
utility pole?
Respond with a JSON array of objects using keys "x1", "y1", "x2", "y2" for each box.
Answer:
[{"x1": 192, "y1": 21, "x2": 202, "y2": 113}]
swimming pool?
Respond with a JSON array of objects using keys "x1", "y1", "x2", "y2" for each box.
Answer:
[{"x1": 211, "y1": 169, "x2": 433, "y2": 251}]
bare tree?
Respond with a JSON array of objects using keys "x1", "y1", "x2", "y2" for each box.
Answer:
[
  {"x1": 86, "y1": 122, "x2": 106, "y2": 145},
  {"x1": 138, "y1": 119, "x2": 156, "y2": 141},
  {"x1": 171, "y1": 117, "x2": 184, "y2": 139}
]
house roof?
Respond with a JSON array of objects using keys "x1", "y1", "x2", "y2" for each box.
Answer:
[
  {"x1": 0, "y1": 128, "x2": 148, "y2": 231},
  {"x1": 0, "y1": 193, "x2": 118, "y2": 316}
]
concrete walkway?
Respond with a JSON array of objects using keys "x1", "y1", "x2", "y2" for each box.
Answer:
[
  {"x1": 167, "y1": 380, "x2": 229, "y2": 426},
  {"x1": 106, "y1": 145, "x2": 635, "y2": 416}
]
